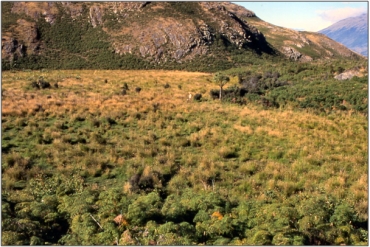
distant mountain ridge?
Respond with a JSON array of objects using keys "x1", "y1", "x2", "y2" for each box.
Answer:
[{"x1": 319, "y1": 13, "x2": 368, "y2": 57}]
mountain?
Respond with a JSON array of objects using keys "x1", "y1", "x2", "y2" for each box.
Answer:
[
  {"x1": 234, "y1": 8, "x2": 363, "y2": 61},
  {"x1": 319, "y1": 13, "x2": 368, "y2": 57},
  {"x1": 1, "y1": 2, "x2": 364, "y2": 71}
]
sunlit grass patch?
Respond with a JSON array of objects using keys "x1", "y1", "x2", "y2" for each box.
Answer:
[{"x1": 1, "y1": 69, "x2": 367, "y2": 245}]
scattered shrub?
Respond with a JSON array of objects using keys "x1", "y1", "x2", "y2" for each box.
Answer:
[
  {"x1": 193, "y1": 93, "x2": 202, "y2": 101},
  {"x1": 31, "y1": 81, "x2": 40, "y2": 89},
  {"x1": 261, "y1": 96, "x2": 279, "y2": 108},
  {"x1": 38, "y1": 78, "x2": 51, "y2": 89},
  {"x1": 209, "y1": 86, "x2": 247, "y2": 101},
  {"x1": 30, "y1": 78, "x2": 51, "y2": 89},
  {"x1": 152, "y1": 103, "x2": 160, "y2": 112}
]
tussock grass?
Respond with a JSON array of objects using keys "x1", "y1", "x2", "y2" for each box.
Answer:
[{"x1": 1, "y1": 69, "x2": 368, "y2": 245}]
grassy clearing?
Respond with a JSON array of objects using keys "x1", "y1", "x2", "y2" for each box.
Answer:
[{"x1": 1, "y1": 69, "x2": 368, "y2": 245}]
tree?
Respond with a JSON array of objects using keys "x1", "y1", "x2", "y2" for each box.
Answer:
[{"x1": 213, "y1": 72, "x2": 230, "y2": 101}]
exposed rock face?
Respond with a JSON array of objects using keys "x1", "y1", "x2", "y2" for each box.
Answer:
[
  {"x1": 201, "y1": 2, "x2": 268, "y2": 52},
  {"x1": 107, "y1": 2, "x2": 272, "y2": 62},
  {"x1": 282, "y1": 46, "x2": 302, "y2": 61},
  {"x1": 112, "y1": 18, "x2": 210, "y2": 63},
  {"x1": 2, "y1": 19, "x2": 42, "y2": 61},
  {"x1": 16, "y1": 19, "x2": 42, "y2": 55},
  {"x1": 281, "y1": 46, "x2": 312, "y2": 62},
  {"x1": 219, "y1": 1, "x2": 256, "y2": 18},
  {"x1": 2, "y1": 38, "x2": 24, "y2": 62},
  {"x1": 89, "y1": 5, "x2": 103, "y2": 28},
  {"x1": 2, "y1": 1, "x2": 273, "y2": 65},
  {"x1": 334, "y1": 68, "x2": 364, "y2": 80}
]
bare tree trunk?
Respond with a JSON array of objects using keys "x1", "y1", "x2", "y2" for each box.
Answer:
[
  {"x1": 200, "y1": 180, "x2": 208, "y2": 190},
  {"x1": 219, "y1": 84, "x2": 223, "y2": 101},
  {"x1": 89, "y1": 214, "x2": 103, "y2": 229}
]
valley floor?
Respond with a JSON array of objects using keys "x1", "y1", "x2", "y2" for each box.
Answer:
[{"x1": 1, "y1": 70, "x2": 368, "y2": 245}]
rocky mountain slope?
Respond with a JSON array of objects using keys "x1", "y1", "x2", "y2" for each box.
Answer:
[
  {"x1": 319, "y1": 13, "x2": 368, "y2": 57},
  {"x1": 237, "y1": 10, "x2": 363, "y2": 61},
  {"x1": 1, "y1": 2, "x2": 364, "y2": 71}
]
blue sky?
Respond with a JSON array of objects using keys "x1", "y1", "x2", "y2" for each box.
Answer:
[{"x1": 233, "y1": 2, "x2": 368, "y2": 31}]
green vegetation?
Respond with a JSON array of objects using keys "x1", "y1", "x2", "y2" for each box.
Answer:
[
  {"x1": 1, "y1": 65, "x2": 368, "y2": 245},
  {"x1": 268, "y1": 75, "x2": 368, "y2": 114},
  {"x1": 1, "y1": 2, "x2": 34, "y2": 31},
  {"x1": 1, "y1": 2, "x2": 368, "y2": 246},
  {"x1": 213, "y1": 72, "x2": 230, "y2": 101}
]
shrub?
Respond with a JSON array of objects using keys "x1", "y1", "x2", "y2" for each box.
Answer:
[
  {"x1": 37, "y1": 78, "x2": 50, "y2": 89},
  {"x1": 210, "y1": 89, "x2": 220, "y2": 100},
  {"x1": 209, "y1": 86, "x2": 247, "y2": 101},
  {"x1": 219, "y1": 146, "x2": 239, "y2": 159},
  {"x1": 30, "y1": 77, "x2": 51, "y2": 89},
  {"x1": 31, "y1": 81, "x2": 40, "y2": 89},
  {"x1": 337, "y1": 66, "x2": 345, "y2": 74},
  {"x1": 261, "y1": 96, "x2": 279, "y2": 108},
  {"x1": 193, "y1": 93, "x2": 202, "y2": 101}
]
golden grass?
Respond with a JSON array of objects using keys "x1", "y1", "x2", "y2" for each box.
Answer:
[
  {"x1": 233, "y1": 124, "x2": 254, "y2": 135},
  {"x1": 1, "y1": 70, "x2": 213, "y2": 118},
  {"x1": 2, "y1": 69, "x2": 368, "y2": 215}
]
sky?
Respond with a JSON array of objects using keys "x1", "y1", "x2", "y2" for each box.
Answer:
[{"x1": 233, "y1": 2, "x2": 368, "y2": 31}]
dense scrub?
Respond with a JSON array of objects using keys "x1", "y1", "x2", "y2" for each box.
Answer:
[
  {"x1": 220, "y1": 59, "x2": 368, "y2": 114},
  {"x1": 1, "y1": 65, "x2": 367, "y2": 245}
]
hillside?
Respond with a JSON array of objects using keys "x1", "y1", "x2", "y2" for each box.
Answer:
[
  {"x1": 235, "y1": 10, "x2": 363, "y2": 61},
  {"x1": 1, "y1": 1, "x2": 275, "y2": 71},
  {"x1": 319, "y1": 13, "x2": 368, "y2": 57},
  {"x1": 1, "y1": 1, "x2": 364, "y2": 71}
]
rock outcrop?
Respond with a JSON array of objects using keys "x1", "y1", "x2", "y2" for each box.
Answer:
[
  {"x1": 281, "y1": 46, "x2": 312, "y2": 62},
  {"x1": 334, "y1": 67, "x2": 366, "y2": 80},
  {"x1": 2, "y1": 1, "x2": 273, "y2": 65},
  {"x1": 106, "y1": 2, "x2": 273, "y2": 62},
  {"x1": 1, "y1": 18, "x2": 42, "y2": 62}
]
